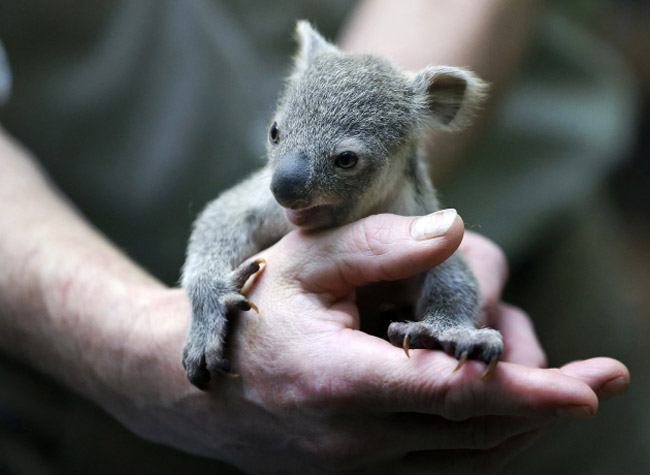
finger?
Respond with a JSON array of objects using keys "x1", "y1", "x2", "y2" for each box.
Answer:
[
  {"x1": 559, "y1": 357, "x2": 630, "y2": 401},
  {"x1": 274, "y1": 209, "x2": 464, "y2": 295},
  {"x1": 460, "y1": 230, "x2": 509, "y2": 309},
  {"x1": 321, "y1": 330, "x2": 600, "y2": 421},
  {"x1": 493, "y1": 303, "x2": 547, "y2": 368},
  {"x1": 397, "y1": 427, "x2": 548, "y2": 475},
  {"x1": 383, "y1": 413, "x2": 553, "y2": 454},
  {"x1": 318, "y1": 413, "x2": 552, "y2": 471}
]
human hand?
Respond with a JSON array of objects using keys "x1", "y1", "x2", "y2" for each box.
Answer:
[{"x1": 116, "y1": 211, "x2": 628, "y2": 474}]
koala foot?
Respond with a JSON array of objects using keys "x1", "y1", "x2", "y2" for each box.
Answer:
[
  {"x1": 387, "y1": 321, "x2": 503, "y2": 378},
  {"x1": 182, "y1": 258, "x2": 265, "y2": 389}
]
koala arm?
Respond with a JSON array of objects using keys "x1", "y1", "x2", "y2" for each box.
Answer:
[
  {"x1": 181, "y1": 165, "x2": 293, "y2": 387},
  {"x1": 182, "y1": 166, "x2": 290, "y2": 287}
]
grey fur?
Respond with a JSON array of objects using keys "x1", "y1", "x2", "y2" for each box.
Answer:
[{"x1": 181, "y1": 21, "x2": 500, "y2": 389}]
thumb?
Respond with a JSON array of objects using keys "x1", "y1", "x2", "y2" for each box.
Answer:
[{"x1": 273, "y1": 209, "x2": 464, "y2": 295}]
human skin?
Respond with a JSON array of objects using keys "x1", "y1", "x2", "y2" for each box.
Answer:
[{"x1": 0, "y1": 129, "x2": 629, "y2": 473}]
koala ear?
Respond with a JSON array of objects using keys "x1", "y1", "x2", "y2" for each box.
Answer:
[
  {"x1": 293, "y1": 20, "x2": 337, "y2": 77},
  {"x1": 411, "y1": 66, "x2": 488, "y2": 131}
]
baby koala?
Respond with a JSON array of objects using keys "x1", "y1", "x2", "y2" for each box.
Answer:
[{"x1": 181, "y1": 21, "x2": 502, "y2": 389}]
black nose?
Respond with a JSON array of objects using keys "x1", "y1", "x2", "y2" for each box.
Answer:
[{"x1": 270, "y1": 154, "x2": 311, "y2": 208}]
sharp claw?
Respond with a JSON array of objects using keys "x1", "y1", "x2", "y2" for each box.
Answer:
[
  {"x1": 453, "y1": 351, "x2": 469, "y2": 373},
  {"x1": 481, "y1": 358, "x2": 499, "y2": 380},
  {"x1": 245, "y1": 300, "x2": 259, "y2": 313},
  {"x1": 224, "y1": 371, "x2": 241, "y2": 379},
  {"x1": 402, "y1": 335, "x2": 411, "y2": 358},
  {"x1": 241, "y1": 259, "x2": 265, "y2": 295}
]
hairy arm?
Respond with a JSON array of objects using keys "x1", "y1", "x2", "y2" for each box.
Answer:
[{"x1": 0, "y1": 127, "x2": 165, "y2": 417}]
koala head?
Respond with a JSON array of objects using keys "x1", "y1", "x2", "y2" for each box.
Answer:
[{"x1": 268, "y1": 21, "x2": 487, "y2": 230}]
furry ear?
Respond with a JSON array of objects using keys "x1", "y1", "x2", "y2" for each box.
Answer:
[
  {"x1": 412, "y1": 66, "x2": 488, "y2": 131},
  {"x1": 293, "y1": 21, "x2": 337, "y2": 77}
]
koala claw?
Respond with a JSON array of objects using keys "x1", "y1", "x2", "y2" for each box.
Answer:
[
  {"x1": 183, "y1": 258, "x2": 265, "y2": 389},
  {"x1": 402, "y1": 335, "x2": 411, "y2": 358},
  {"x1": 238, "y1": 258, "x2": 266, "y2": 295},
  {"x1": 453, "y1": 351, "x2": 469, "y2": 373},
  {"x1": 481, "y1": 357, "x2": 499, "y2": 380},
  {"x1": 224, "y1": 293, "x2": 259, "y2": 314},
  {"x1": 387, "y1": 321, "x2": 503, "y2": 378},
  {"x1": 246, "y1": 300, "x2": 259, "y2": 313}
]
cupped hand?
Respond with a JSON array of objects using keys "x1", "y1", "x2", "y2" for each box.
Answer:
[{"x1": 120, "y1": 211, "x2": 629, "y2": 474}]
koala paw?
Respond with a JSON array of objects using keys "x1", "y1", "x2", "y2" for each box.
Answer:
[
  {"x1": 387, "y1": 321, "x2": 503, "y2": 378},
  {"x1": 182, "y1": 258, "x2": 264, "y2": 389}
]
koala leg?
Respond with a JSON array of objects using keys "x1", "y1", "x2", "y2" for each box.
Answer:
[
  {"x1": 182, "y1": 257, "x2": 264, "y2": 389},
  {"x1": 387, "y1": 252, "x2": 503, "y2": 377}
]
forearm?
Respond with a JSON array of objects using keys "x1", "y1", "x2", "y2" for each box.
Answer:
[
  {"x1": 340, "y1": 0, "x2": 545, "y2": 182},
  {"x1": 341, "y1": 0, "x2": 543, "y2": 89},
  {"x1": 0, "y1": 128, "x2": 166, "y2": 411}
]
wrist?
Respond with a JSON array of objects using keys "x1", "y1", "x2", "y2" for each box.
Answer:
[{"x1": 104, "y1": 286, "x2": 197, "y2": 439}]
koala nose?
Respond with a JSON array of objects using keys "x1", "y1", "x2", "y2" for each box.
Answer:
[{"x1": 270, "y1": 154, "x2": 311, "y2": 208}]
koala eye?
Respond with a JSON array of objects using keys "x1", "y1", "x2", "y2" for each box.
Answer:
[
  {"x1": 334, "y1": 151, "x2": 358, "y2": 169},
  {"x1": 269, "y1": 122, "x2": 280, "y2": 144}
]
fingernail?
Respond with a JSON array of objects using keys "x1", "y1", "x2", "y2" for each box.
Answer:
[
  {"x1": 555, "y1": 405, "x2": 596, "y2": 420},
  {"x1": 410, "y1": 209, "x2": 457, "y2": 241},
  {"x1": 597, "y1": 376, "x2": 629, "y2": 400}
]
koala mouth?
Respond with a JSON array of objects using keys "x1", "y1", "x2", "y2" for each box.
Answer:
[{"x1": 285, "y1": 204, "x2": 331, "y2": 228}]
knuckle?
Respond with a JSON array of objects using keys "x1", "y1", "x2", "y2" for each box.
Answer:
[
  {"x1": 462, "y1": 232, "x2": 509, "y2": 278},
  {"x1": 258, "y1": 372, "x2": 347, "y2": 415},
  {"x1": 294, "y1": 377, "x2": 352, "y2": 412},
  {"x1": 344, "y1": 216, "x2": 413, "y2": 282},
  {"x1": 349, "y1": 215, "x2": 396, "y2": 257},
  {"x1": 483, "y1": 235, "x2": 508, "y2": 271},
  {"x1": 480, "y1": 235, "x2": 509, "y2": 282}
]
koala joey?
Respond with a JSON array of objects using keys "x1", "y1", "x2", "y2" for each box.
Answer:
[{"x1": 181, "y1": 21, "x2": 502, "y2": 389}]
